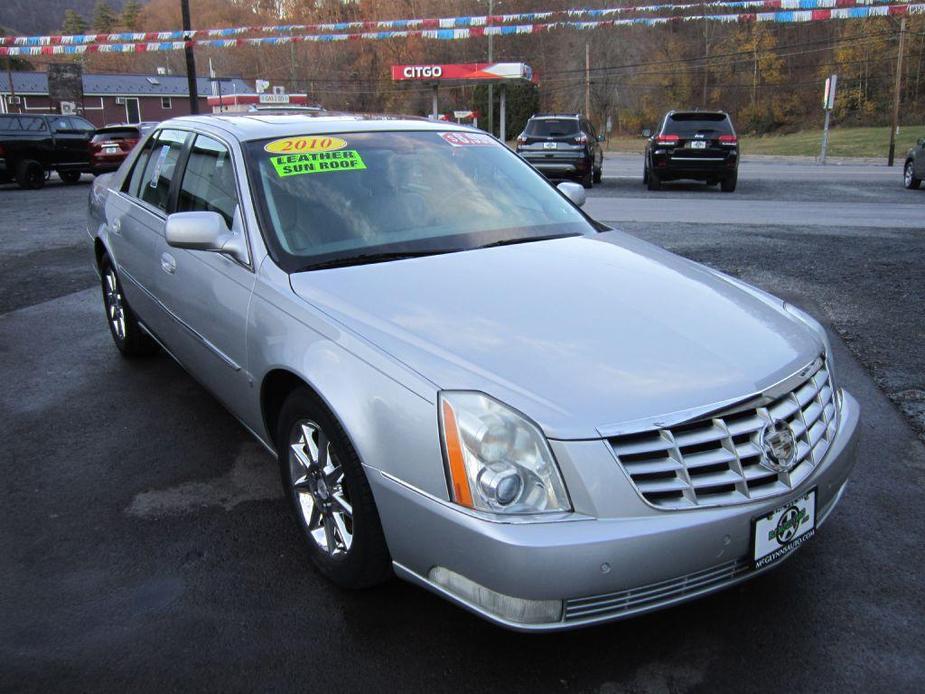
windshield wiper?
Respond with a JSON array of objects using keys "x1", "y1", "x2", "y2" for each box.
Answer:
[
  {"x1": 475, "y1": 233, "x2": 580, "y2": 250},
  {"x1": 298, "y1": 249, "x2": 458, "y2": 272}
]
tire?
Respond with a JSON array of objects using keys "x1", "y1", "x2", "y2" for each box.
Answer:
[
  {"x1": 642, "y1": 164, "x2": 649, "y2": 184},
  {"x1": 904, "y1": 160, "x2": 921, "y2": 189},
  {"x1": 580, "y1": 169, "x2": 593, "y2": 189},
  {"x1": 99, "y1": 256, "x2": 157, "y2": 357},
  {"x1": 15, "y1": 159, "x2": 45, "y2": 189},
  {"x1": 59, "y1": 170, "x2": 82, "y2": 185},
  {"x1": 593, "y1": 165, "x2": 602, "y2": 184},
  {"x1": 276, "y1": 387, "x2": 391, "y2": 589},
  {"x1": 647, "y1": 170, "x2": 661, "y2": 191},
  {"x1": 721, "y1": 174, "x2": 737, "y2": 193}
]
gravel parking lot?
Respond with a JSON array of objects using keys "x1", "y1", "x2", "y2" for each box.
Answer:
[{"x1": 1, "y1": 162, "x2": 923, "y2": 692}]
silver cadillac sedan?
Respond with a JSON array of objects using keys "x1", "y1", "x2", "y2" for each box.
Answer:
[{"x1": 87, "y1": 113, "x2": 859, "y2": 631}]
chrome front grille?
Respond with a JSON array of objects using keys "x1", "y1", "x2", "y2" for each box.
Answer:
[
  {"x1": 565, "y1": 559, "x2": 750, "y2": 621},
  {"x1": 609, "y1": 358, "x2": 838, "y2": 510}
]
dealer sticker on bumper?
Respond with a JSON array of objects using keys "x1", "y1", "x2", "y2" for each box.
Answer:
[{"x1": 753, "y1": 489, "x2": 816, "y2": 569}]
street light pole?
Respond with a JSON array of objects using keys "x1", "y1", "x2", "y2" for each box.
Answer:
[
  {"x1": 180, "y1": 0, "x2": 199, "y2": 115},
  {"x1": 888, "y1": 16, "x2": 906, "y2": 167}
]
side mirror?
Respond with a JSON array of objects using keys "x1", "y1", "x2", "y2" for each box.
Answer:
[
  {"x1": 165, "y1": 211, "x2": 248, "y2": 264},
  {"x1": 597, "y1": 134, "x2": 605, "y2": 142},
  {"x1": 642, "y1": 128, "x2": 652, "y2": 138},
  {"x1": 557, "y1": 181, "x2": 586, "y2": 208}
]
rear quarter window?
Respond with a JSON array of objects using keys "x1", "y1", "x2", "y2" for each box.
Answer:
[{"x1": 0, "y1": 116, "x2": 21, "y2": 131}]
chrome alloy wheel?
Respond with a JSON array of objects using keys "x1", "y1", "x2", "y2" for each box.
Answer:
[
  {"x1": 103, "y1": 267, "x2": 126, "y2": 340},
  {"x1": 288, "y1": 420, "x2": 353, "y2": 558},
  {"x1": 905, "y1": 162, "x2": 915, "y2": 187}
]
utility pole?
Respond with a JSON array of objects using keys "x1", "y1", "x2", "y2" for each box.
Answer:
[
  {"x1": 888, "y1": 16, "x2": 906, "y2": 167},
  {"x1": 5, "y1": 59, "x2": 17, "y2": 113},
  {"x1": 180, "y1": 0, "x2": 199, "y2": 115},
  {"x1": 584, "y1": 42, "x2": 591, "y2": 118},
  {"x1": 701, "y1": 5, "x2": 710, "y2": 108},
  {"x1": 820, "y1": 74, "x2": 837, "y2": 165},
  {"x1": 487, "y1": 0, "x2": 494, "y2": 136}
]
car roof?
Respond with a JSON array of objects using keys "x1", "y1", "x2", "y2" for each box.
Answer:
[{"x1": 162, "y1": 112, "x2": 477, "y2": 142}]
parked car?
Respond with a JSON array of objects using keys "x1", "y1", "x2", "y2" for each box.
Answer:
[
  {"x1": 516, "y1": 113, "x2": 604, "y2": 188},
  {"x1": 903, "y1": 136, "x2": 925, "y2": 189},
  {"x1": 0, "y1": 113, "x2": 96, "y2": 188},
  {"x1": 87, "y1": 114, "x2": 858, "y2": 631},
  {"x1": 90, "y1": 122, "x2": 158, "y2": 175},
  {"x1": 644, "y1": 111, "x2": 739, "y2": 192}
]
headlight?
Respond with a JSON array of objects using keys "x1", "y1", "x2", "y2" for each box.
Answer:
[
  {"x1": 438, "y1": 391, "x2": 571, "y2": 514},
  {"x1": 784, "y1": 302, "x2": 837, "y2": 388}
]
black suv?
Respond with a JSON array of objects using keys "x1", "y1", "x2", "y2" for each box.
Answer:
[
  {"x1": 516, "y1": 114, "x2": 604, "y2": 188},
  {"x1": 644, "y1": 111, "x2": 739, "y2": 192},
  {"x1": 0, "y1": 113, "x2": 96, "y2": 189}
]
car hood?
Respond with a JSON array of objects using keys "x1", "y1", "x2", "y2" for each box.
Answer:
[{"x1": 289, "y1": 232, "x2": 821, "y2": 439}]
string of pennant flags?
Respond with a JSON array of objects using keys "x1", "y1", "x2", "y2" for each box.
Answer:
[
  {"x1": 0, "y1": 0, "x2": 917, "y2": 47},
  {"x1": 0, "y1": 3, "x2": 919, "y2": 56}
]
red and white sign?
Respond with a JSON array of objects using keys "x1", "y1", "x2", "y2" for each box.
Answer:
[
  {"x1": 391, "y1": 62, "x2": 532, "y2": 82},
  {"x1": 440, "y1": 132, "x2": 495, "y2": 147}
]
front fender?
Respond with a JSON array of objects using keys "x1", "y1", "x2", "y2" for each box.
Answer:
[{"x1": 248, "y1": 259, "x2": 449, "y2": 501}]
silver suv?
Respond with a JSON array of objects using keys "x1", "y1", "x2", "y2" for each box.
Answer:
[{"x1": 87, "y1": 114, "x2": 859, "y2": 631}]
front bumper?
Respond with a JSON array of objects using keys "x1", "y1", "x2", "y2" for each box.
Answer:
[{"x1": 372, "y1": 390, "x2": 860, "y2": 631}]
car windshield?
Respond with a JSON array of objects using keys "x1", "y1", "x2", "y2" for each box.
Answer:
[
  {"x1": 244, "y1": 130, "x2": 595, "y2": 272},
  {"x1": 664, "y1": 113, "x2": 733, "y2": 138},
  {"x1": 525, "y1": 119, "x2": 580, "y2": 137}
]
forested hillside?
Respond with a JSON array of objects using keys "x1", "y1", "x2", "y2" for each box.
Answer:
[{"x1": 6, "y1": 0, "x2": 923, "y2": 137}]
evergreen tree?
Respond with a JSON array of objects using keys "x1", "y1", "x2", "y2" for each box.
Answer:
[
  {"x1": 92, "y1": 1, "x2": 117, "y2": 34},
  {"x1": 62, "y1": 9, "x2": 88, "y2": 36},
  {"x1": 121, "y1": 0, "x2": 143, "y2": 32}
]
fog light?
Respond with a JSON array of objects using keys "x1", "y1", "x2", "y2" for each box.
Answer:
[{"x1": 428, "y1": 566, "x2": 563, "y2": 625}]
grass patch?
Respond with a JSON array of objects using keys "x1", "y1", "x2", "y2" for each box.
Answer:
[{"x1": 604, "y1": 125, "x2": 925, "y2": 159}]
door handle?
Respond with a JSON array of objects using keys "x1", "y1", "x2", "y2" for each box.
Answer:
[{"x1": 160, "y1": 252, "x2": 176, "y2": 275}]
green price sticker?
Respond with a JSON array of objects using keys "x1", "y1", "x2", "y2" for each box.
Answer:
[{"x1": 270, "y1": 149, "x2": 367, "y2": 177}]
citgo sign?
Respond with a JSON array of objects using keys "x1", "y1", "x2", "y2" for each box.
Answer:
[{"x1": 401, "y1": 65, "x2": 444, "y2": 79}]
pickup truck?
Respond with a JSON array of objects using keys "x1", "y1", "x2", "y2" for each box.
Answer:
[{"x1": 0, "y1": 113, "x2": 97, "y2": 189}]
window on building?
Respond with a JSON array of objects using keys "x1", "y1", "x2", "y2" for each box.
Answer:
[
  {"x1": 161, "y1": 97, "x2": 172, "y2": 109},
  {"x1": 177, "y1": 135, "x2": 239, "y2": 228}
]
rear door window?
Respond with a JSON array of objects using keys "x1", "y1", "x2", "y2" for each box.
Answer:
[
  {"x1": 125, "y1": 133, "x2": 157, "y2": 197},
  {"x1": 663, "y1": 113, "x2": 733, "y2": 138},
  {"x1": 176, "y1": 135, "x2": 239, "y2": 228},
  {"x1": 525, "y1": 119, "x2": 580, "y2": 137},
  {"x1": 138, "y1": 129, "x2": 190, "y2": 213}
]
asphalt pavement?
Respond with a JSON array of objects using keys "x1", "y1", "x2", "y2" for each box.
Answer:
[{"x1": 1, "y1": 166, "x2": 924, "y2": 692}]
